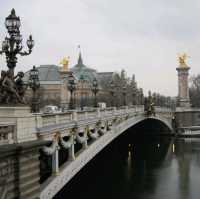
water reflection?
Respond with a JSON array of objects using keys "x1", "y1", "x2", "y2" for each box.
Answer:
[
  {"x1": 54, "y1": 135, "x2": 200, "y2": 199},
  {"x1": 172, "y1": 143, "x2": 175, "y2": 153}
]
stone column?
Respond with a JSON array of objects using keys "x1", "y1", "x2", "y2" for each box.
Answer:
[
  {"x1": 68, "y1": 135, "x2": 75, "y2": 161},
  {"x1": 176, "y1": 66, "x2": 190, "y2": 107},
  {"x1": 83, "y1": 129, "x2": 88, "y2": 149},
  {"x1": 52, "y1": 145, "x2": 59, "y2": 175}
]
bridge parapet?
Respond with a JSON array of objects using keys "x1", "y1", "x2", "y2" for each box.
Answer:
[
  {"x1": 0, "y1": 106, "x2": 173, "y2": 145},
  {"x1": 154, "y1": 107, "x2": 173, "y2": 119},
  {"x1": 174, "y1": 108, "x2": 200, "y2": 135},
  {"x1": 36, "y1": 106, "x2": 144, "y2": 141}
]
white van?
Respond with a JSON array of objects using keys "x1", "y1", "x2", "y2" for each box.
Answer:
[
  {"x1": 98, "y1": 102, "x2": 106, "y2": 109},
  {"x1": 43, "y1": 105, "x2": 61, "y2": 114}
]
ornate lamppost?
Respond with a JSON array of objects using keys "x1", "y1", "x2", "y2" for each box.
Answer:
[
  {"x1": 110, "y1": 81, "x2": 115, "y2": 107},
  {"x1": 139, "y1": 88, "x2": 144, "y2": 105},
  {"x1": 0, "y1": 9, "x2": 34, "y2": 104},
  {"x1": 29, "y1": 66, "x2": 40, "y2": 113},
  {"x1": 132, "y1": 83, "x2": 137, "y2": 105},
  {"x1": 122, "y1": 86, "x2": 127, "y2": 106},
  {"x1": 68, "y1": 72, "x2": 76, "y2": 109},
  {"x1": 130, "y1": 75, "x2": 137, "y2": 105},
  {"x1": 79, "y1": 74, "x2": 85, "y2": 110},
  {"x1": 92, "y1": 78, "x2": 99, "y2": 108}
]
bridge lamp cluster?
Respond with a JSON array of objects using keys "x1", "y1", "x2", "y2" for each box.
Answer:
[
  {"x1": 0, "y1": 9, "x2": 34, "y2": 72},
  {"x1": 29, "y1": 66, "x2": 40, "y2": 112},
  {"x1": 92, "y1": 78, "x2": 99, "y2": 108},
  {"x1": 67, "y1": 72, "x2": 77, "y2": 110}
]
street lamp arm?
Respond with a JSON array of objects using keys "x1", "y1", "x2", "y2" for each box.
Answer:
[
  {"x1": 18, "y1": 49, "x2": 32, "y2": 56},
  {"x1": 14, "y1": 45, "x2": 23, "y2": 53}
]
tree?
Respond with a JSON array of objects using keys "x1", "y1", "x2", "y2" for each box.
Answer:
[{"x1": 189, "y1": 74, "x2": 200, "y2": 107}]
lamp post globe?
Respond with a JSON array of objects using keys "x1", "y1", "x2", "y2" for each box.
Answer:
[{"x1": 5, "y1": 8, "x2": 21, "y2": 34}]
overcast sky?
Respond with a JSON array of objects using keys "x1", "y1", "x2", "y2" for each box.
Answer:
[{"x1": 0, "y1": 0, "x2": 200, "y2": 96}]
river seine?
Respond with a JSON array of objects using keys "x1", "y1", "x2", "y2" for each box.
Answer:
[{"x1": 54, "y1": 133, "x2": 200, "y2": 199}]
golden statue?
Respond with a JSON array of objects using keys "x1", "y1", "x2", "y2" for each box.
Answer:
[
  {"x1": 178, "y1": 53, "x2": 190, "y2": 67},
  {"x1": 60, "y1": 56, "x2": 70, "y2": 71}
]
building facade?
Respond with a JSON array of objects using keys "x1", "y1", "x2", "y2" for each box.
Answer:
[{"x1": 24, "y1": 52, "x2": 113, "y2": 108}]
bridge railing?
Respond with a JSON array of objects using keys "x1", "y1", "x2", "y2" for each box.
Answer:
[
  {"x1": 38, "y1": 106, "x2": 144, "y2": 126},
  {"x1": 0, "y1": 123, "x2": 15, "y2": 145},
  {"x1": 0, "y1": 105, "x2": 172, "y2": 145},
  {"x1": 41, "y1": 112, "x2": 73, "y2": 127},
  {"x1": 35, "y1": 106, "x2": 145, "y2": 140},
  {"x1": 155, "y1": 106, "x2": 173, "y2": 113}
]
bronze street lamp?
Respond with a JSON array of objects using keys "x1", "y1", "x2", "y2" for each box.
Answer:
[
  {"x1": 0, "y1": 9, "x2": 34, "y2": 76},
  {"x1": 79, "y1": 74, "x2": 85, "y2": 110},
  {"x1": 68, "y1": 72, "x2": 76, "y2": 110},
  {"x1": 29, "y1": 66, "x2": 40, "y2": 113},
  {"x1": 0, "y1": 9, "x2": 34, "y2": 104},
  {"x1": 131, "y1": 83, "x2": 137, "y2": 105},
  {"x1": 122, "y1": 86, "x2": 127, "y2": 106},
  {"x1": 139, "y1": 88, "x2": 144, "y2": 105},
  {"x1": 92, "y1": 78, "x2": 99, "y2": 108},
  {"x1": 110, "y1": 81, "x2": 115, "y2": 107}
]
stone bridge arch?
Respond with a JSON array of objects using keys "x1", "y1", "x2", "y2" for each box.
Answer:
[
  {"x1": 126, "y1": 115, "x2": 173, "y2": 133},
  {"x1": 40, "y1": 114, "x2": 173, "y2": 199}
]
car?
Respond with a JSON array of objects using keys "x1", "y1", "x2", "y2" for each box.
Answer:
[{"x1": 43, "y1": 105, "x2": 62, "y2": 114}]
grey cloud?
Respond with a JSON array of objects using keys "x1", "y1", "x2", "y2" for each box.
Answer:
[{"x1": 0, "y1": 0, "x2": 199, "y2": 96}]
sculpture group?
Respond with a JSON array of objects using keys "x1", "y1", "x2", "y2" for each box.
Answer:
[
  {"x1": 0, "y1": 9, "x2": 34, "y2": 105},
  {"x1": 0, "y1": 70, "x2": 26, "y2": 104}
]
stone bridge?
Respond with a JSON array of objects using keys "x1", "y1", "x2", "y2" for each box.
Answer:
[
  {"x1": 0, "y1": 106, "x2": 173, "y2": 199},
  {"x1": 37, "y1": 106, "x2": 173, "y2": 199}
]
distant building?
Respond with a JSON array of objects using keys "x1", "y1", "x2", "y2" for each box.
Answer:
[{"x1": 24, "y1": 52, "x2": 113, "y2": 108}]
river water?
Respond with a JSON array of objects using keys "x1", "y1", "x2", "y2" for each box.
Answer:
[{"x1": 54, "y1": 133, "x2": 200, "y2": 199}]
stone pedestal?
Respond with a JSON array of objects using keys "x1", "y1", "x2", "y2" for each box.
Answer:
[
  {"x1": 175, "y1": 107, "x2": 200, "y2": 128},
  {"x1": 0, "y1": 106, "x2": 37, "y2": 143},
  {"x1": 59, "y1": 70, "x2": 70, "y2": 108},
  {"x1": 176, "y1": 66, "x2": 190, "y2": 107},
  {"x1": 0, "y1": 106, "x2": 31, "y2": 117}
]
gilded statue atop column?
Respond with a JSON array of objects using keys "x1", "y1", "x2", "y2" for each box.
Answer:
[{"x1": 178, "y1": 53, "x2": 190, "y2": 68}]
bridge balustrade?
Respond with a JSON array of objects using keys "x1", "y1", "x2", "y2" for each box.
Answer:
[
  {"x1": 0, "y1": 106, "x2": 171, "y2": 146},
  {"x1": 155, "y1": 106, "x2": 172, "y2": 113}
]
